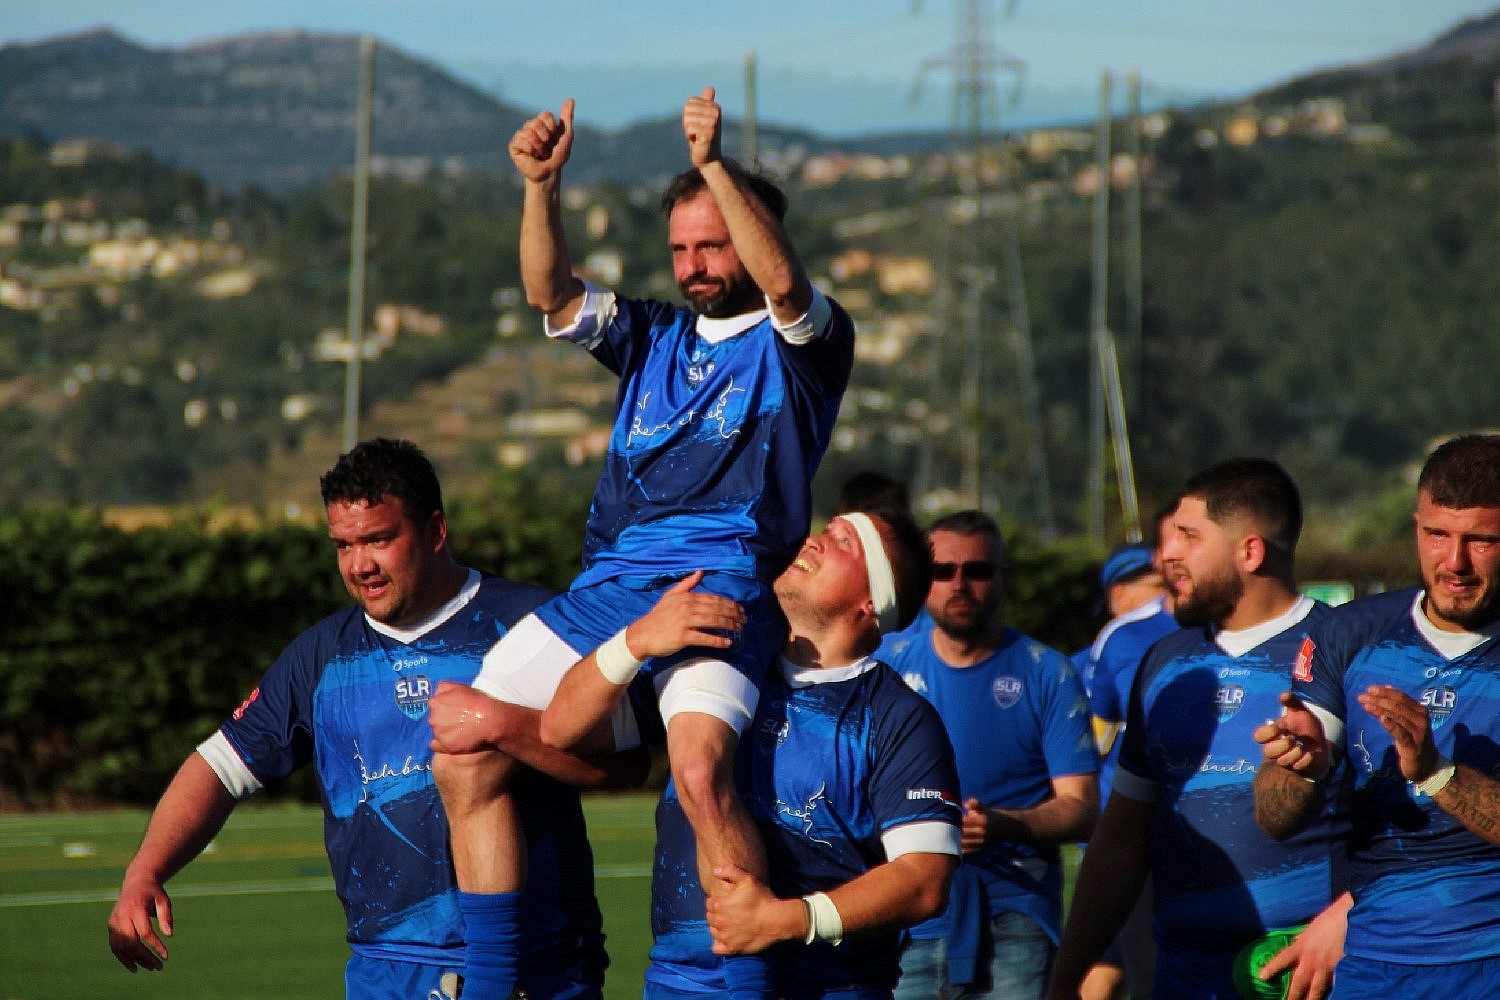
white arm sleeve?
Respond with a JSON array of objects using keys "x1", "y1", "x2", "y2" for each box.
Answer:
[
  {"x1": 882, "y1": 820, "x2": 962, "y2": 860},
  {"x1": 770, "y1": 285, "x2": 833, "y2": 345},
  {"x1": 543, "y1": 279, "x2": 618, "y2": 351},
  {"x1": 196, "y1": 730, "x2": 262, "y2": 801}
]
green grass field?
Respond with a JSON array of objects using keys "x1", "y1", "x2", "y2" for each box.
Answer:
[
  {"x1": 0, "y1": 792, "x2": 659, "y2": 1000},
  {"x1": 3, "y1": 795, "x2": 1085, "y2": 999}
]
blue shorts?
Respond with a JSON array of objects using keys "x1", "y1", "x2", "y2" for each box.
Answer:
[
  {"x1": 346, "y1": 954, "x2": 463, "y2": 1000},
  {"x1": 473, "y1": 573, "x2": 785, "y2": 740},
  {"x1": 1330, "y1": 953, "x2": 1500, "y2": 999},
  {"x1": 345, "y1": 952, "x2": 604, "y2": 1000}
]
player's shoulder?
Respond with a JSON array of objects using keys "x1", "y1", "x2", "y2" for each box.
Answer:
[
  {"x1": 1315, "y1": 587, "x2": 1415, "y2": 639},
  {"x1": 472, "y1": 574, "x2": 556, "y2": 628},
  {"x1": 865, "y1": 661, "x2": 954, "y2": 731},
  {"x1": 875, "y1": 615, "x2": 934, "y2": 668},
  {"x1": 1139, "y1": 621, "x2": 1215, "y2": 667},
  {"x1": 286, "y1": 603, "x2": 366, "y2": 656},
  {"x1": 999, "y1": 628, "x2": 1072, "y2": 672}
]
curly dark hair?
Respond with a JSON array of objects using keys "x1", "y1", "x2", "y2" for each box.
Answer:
[{"x1": 319, "y1": 438, "x2": 443, "y2": 521}]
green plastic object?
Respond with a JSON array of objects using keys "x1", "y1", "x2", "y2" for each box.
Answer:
[{"x1": 1232, "y1": 924, "x2": 1307, "y2": 1000}]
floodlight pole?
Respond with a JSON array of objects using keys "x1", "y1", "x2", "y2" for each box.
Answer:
[{"x1": 343, "y1": 36, "x2": 374, "y2": 452}]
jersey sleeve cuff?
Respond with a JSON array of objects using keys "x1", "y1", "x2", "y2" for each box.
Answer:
[
  {"x1": 543, "y1": 279, "x2": 616, "y2": 350},
  {"x1": 1109, "y1": 767, "x2": 1156, "y2": 803},
  {"x1": 770, "y1": 286, "x2": 832, "y2": 345},
  {"x1": 882, "y1": 820, "x2": 962, "y2": 860},
  {"x1": 197, "y1": 730, "x2": 263, "y2": 800},
  {"x1": 1304, "y1": 704, "x2": 1343, "y2": 748}
]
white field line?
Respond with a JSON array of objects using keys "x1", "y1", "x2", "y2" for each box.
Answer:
[{"x1": 0, "y1": 865, "x2": 651, "y2": 909}]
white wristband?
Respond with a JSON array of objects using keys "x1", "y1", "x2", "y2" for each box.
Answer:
[
  {"x1": 595, "y1": 628, "x2": 644, "y2": 686},
  {"x1": 802, "y1": 891, "x2": 843, "y2": 946},
  {"x1": 1413, "y1": 758, "x2": 1456, "y2": 797}
]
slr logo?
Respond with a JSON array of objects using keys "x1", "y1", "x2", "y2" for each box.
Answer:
[
  {"x1": 993, "y1": 676, "x2": 1023, "y2": 709},
  {"x1": 1215, "y1": 684, "x2": 1246, "y2": 723},
  {"x1": 756, "y1": 707, "x2": 790, "y2": 751},
  {"x1": 1420, "y1": 685, "x2": 1457, "y2": 730},
  {"x1": 395, "y1": 675, "x2": 432, "y2": 720},
  {"x1": 686, "y1": 359, "x2": 716, "y2": 386}
]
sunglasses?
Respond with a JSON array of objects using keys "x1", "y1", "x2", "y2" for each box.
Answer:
[{"x1": 931, "y1": 560, "x2": 998, "y2": 582}]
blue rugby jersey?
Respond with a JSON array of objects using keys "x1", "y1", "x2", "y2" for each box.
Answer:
[
  {"x1": 1087, "y1": 599, "x2": 1181, "y2": 802},
  {"x1": 566, "y1": 288, "x2": 854, "y2": 588},
  {"x1": 1115, "y1": 597, "x2": 1346, "y2": 961},
  {"x1": 1293, "y1": 588, "x2": 1500, "y2": 965},
  {"x1": 203, "y1": 572, "x2": 605, "y2": 980},
  {"x1": 645, "y1": 656, "x2": 962, "y2": 997},
  {"x1": 878, "y1": 621, "x2": 1099, "y2": 943}
]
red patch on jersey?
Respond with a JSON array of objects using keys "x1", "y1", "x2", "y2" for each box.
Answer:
[
  {"x1": 1293, "y1": 637, "x2": 1316, "y2": 682},
  {"x1": 231, "y1": 687, "x2": 261, "y2": 720}
]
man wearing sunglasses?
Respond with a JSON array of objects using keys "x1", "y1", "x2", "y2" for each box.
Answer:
[{"x1": 880, "y1": 510, "x2": 1100, "y2": 1000}]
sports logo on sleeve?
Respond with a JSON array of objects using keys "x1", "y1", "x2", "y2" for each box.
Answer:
[
  {"x1": 1293, "y1": 636, "x2": 1316, "y2": 682},
  {"x1": 232, "y1": 687, "x2": 260, "y2": 720}
]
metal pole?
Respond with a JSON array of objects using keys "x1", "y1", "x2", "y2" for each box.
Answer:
[
  {"x1": 742, "y1": 51, "x2": 759, "y2": 168},
  {"x1": 343, "y1": 36, "x2": 374, "y2": 452},
  {"x1": 1087, "y1": 70, "x2": 1111, "y2": 540}
]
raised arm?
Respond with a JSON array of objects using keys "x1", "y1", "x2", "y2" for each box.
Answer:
[
  {"x1": 682, "y1": 87, "x2": 814, "y2": 324},
  {"x1": 512, "y1": 98, "x2": 587, "y2": 325},
  {"x1": 107, "y1": 753, "x2": 238, "y2": 973}
]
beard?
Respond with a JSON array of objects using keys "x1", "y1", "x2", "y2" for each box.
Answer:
[
  {"x1": 681, "y1": 270, "x2": 761, "y2": 318},
  {"x1": 930, "y1": 593, "x2": 999, "y2": 643},
  {"x1": 1172, "y1": 566, "x2": 1244, "y2": 628},
  {"x1": 1424, "y1": 572, "x2": 1500, "y2": 631}
]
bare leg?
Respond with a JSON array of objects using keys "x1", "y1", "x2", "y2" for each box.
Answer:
[
  {"x1": 667, "y1": 712, "x2": 771, "y2": 996},
  {"x1": 432, "y1": 748, "x2": 524, "y2": 999}
]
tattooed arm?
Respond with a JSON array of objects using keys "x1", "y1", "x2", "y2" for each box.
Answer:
[{"x1": 1253, "y1": 691, "x2": 1332, "y2": 840}]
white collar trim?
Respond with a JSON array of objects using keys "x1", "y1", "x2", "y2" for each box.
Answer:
[
  {"x1": 780, "y1": 653, "x2": 880, "y2": 688},
  {"x1": 1411, "y1": 590, "x2": 1499, "y2": 658},
  {"x1": 1215, "y1": 594, "x2": 1315, "y2": 657},
  {"x1": 366, "y1": 568, "x2": 479, "y2": 642},
  {"x1": 696, "y1": 308, "x2": 768, "y2": 343}
]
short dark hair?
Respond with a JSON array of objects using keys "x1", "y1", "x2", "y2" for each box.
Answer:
[
  {"x1": 834, "y1": 471, "x2": 910, "y2": 520},
  {"x1": 661, "y1": 159, "x2": 788, "y2": 220},
  {"x1": 927, "y1": 509, "x2": 1008, "y2": 567},
  {"x1": 1180, "y1": 457, "x2": 1301, "y2": 557},
  {"x1": 869, "y1": 508, "x2": 933, "y2": 633},
  {"x1": 1418, "y1": 434, "x2": 1500, "y2": 509},
  {"x1": 319, "y1": 437, "x2": 444, "y2": 521}
]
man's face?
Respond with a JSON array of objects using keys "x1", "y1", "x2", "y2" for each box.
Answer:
[
  {"x1": 1414, "y1": 490, "x2": 1500, "y2": 632},
  {"x1": 775, "y1": 516, "x2": 874, "y2": 631},
  {"x1": 926, "y1": 530, "x2": 1004, "y2": 642},
  {"x1": 668, "y1": 192, "x2": 761, "y2": 318},
  {"x1": 1159, "y1": 496, "x2": 1244, "y2": 628},
  {"x1": 327, "y1": 496, "x2": 446, "y2": 629}
]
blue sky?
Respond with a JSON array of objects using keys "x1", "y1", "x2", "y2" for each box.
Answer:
[{"x1": 5, "y1": 1, "x2": 1498, "y2": 133}]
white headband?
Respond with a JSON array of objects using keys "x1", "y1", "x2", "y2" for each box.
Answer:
[{"x1": 839, "y1": 513, "x2": 900, "y2": 634}]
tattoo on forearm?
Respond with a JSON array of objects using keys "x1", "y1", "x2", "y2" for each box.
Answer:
[
  {"x1": 1438, "y1": 766, "x2": 1500, "y2": 845},
  {"x1": 1254, "y1": 763, "x2": 1323, "y2": 839}
]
